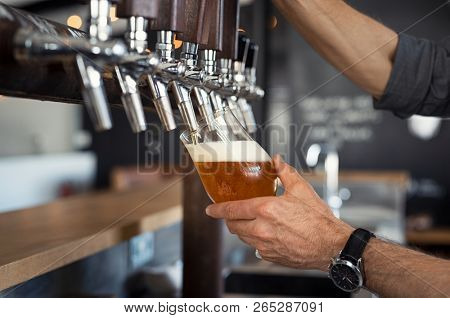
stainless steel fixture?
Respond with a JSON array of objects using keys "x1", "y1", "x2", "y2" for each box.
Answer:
[
  {"x1": 12, "y1": 0, "x2": 264, "y2": 135},
  {"x1": 75, "y1": 0, "x2": 114, "y2": 131},
  {"x1": 76, "y1": 0, "x2": 114, "y2": 131},
  {"x1": 115, "y1": 2, "x2": 153, "y2": 133},
  {"x1": 306, "y1": 143, "x2": 342, "y2": 217}
]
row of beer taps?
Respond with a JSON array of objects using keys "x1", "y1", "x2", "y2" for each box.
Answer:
[{"x1": 13, "y1": 0, "x2": 264, "y2": 135}]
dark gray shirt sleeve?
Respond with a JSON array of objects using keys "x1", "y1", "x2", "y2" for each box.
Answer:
[{"x1": 373, "y1": 33, "x2": 450, "y2": 118}]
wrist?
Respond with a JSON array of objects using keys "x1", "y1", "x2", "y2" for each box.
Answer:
[{"x1": 320, "y1": 220, "x2": 354, "y2": 271}]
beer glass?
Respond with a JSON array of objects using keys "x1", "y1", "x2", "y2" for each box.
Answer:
[{"x1": 180, "y1": 109, "x2": 277, "y2": 203}]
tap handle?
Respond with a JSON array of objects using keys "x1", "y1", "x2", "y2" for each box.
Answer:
[
  {"x1": 216, "y1": 0, "x2": 239, "y2": 60},
  {"x1": 176, "y1": 0, "x2": 207, "y2": 44},
  {"x1": 199, "y1": 0, "x2": 223, "y2": 51},
  {"x1": 245, "y1": 41, "x2": 259, "y2": 70},
  {"x1": 116, "y1": 0, "x2": 160, "y2": 19},
  {"x1": 150, "y1": 0, "x2": 186, "y2": 32},
  {"x1": 237, "y1": 33, "x2": 250, "y2": 63}
]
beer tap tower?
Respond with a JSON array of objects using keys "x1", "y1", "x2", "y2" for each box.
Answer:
[{"x1": 0, "y1": 0, "x2": 267, "y2": 297}]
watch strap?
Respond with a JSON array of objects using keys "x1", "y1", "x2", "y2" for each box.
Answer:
[{"x1": 341, "y1": 228, "x2": 375, "y2": 263}]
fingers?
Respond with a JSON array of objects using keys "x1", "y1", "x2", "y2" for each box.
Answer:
[
  {"x1": 206, "y1": 197, "x2": 269, "y2": 220},
  {"x1": 273, "y1": 154, "x2": 304, "y2": 189},
  {"x1": 273, "y1": 154, "x2": 319, "y2": 201}
]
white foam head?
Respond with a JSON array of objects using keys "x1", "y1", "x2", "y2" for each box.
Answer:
[{"x1": 185, "y1": 140, "x2": 271, "y2": 162}]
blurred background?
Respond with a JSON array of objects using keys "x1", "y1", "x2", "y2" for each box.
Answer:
[{"x1": 0, "y1": 0, "x2": 449, "y2": 298}]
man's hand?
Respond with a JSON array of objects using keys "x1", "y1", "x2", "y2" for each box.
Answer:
[{"x1": 206, "y1": 155, "x2": 354, "y2": 271}]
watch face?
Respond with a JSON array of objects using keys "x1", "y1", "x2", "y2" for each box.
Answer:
[{"x1": 330, "y1": 262, "x2": 362, "y2": 292}]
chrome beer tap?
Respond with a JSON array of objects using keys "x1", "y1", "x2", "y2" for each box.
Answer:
[
  {"x1": 175, "y1": 40, "x2": 204, "y2": 131},
  {"x1": 184, "y1": 42, "x2": 216, "y2": 130},
  {"x1": 115, "y1": 0, "x2": 165, "y2": 133},
  {"x1": 146, "y1": 30, "x2": 178, "y2": 131},
  {"x1": 175, "y1": 0, "x2": 219, "y2": 130},
  {"x1": 236, "y1": 40, "x2": 259, "y2": 134},
  {"x1": 212, "y1": 0, "x2": 248, "y2": 129},
  {"x1": 148, "y1": 0, "x2": 199, "y2": 132},
  {"x1": 13, "y1": 0, "x2": 129, "y2": 132},
  {"x1": 149, "y1": 0, "x2": 201, "y2": 133},
  {"x1": 224, "y1": 34, "x2": 251, "y2": 129},
  {"x1": 78, "y1": 0, "x2": 115, "y2": 131},
  {"x1": 193, "y1": 0, "x2": 225, "y2": 128}
]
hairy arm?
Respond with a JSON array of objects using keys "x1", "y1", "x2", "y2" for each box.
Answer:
[
  {"x1": 206, "y1": 156, "x2": 450, "y2": 297},
  {"x1": 363, "y1": 239, "x2": 450, "y2": 297},
  {"x1": 272, "y1": 0, "x2": 398, "y2": 99}
]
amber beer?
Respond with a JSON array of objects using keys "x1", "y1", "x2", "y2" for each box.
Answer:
[{"x1": 186, "y1": 141, "x2": 277, "y2": 203}]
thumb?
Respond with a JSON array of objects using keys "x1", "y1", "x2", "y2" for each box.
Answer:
[{"x1": 273, "y1": 154, "x2": 318, "y2": 200}]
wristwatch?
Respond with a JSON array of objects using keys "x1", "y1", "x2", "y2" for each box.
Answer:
[{"x1": 329, "y1": 228, "x2": 375, "y2": 293}]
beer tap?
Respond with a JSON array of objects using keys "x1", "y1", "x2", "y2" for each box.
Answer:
[
  {"x1": 198, "y1": 0, "x2": 223, "y2": 78},
  {"x1": 236, "y1": 39, "x2": 258, "y2": 134},
  {"x1": 215, "y1": 0, "x2": 238, "y2": 90},
  {"x1": 194, "y1": 0, "x2": 224, "y2": 128},
  {"x1": 128, "y1": 0, "x2": 178, "y2": 132},
  {"x1": 115, "y1": 0, "x2": 161, "y2": 133},
  {"x1": 148, "y1": 0, "x2": 199, "y2": 133},
  {"x1": 148, "y1": 0, "x2": 199, "y2": 132},
  {"x1": 234, "y1": 34, "x2": 250, "y2": 90},
  {"x1": 245, "y1": 42, "x2": 259, "y2": 94},
  {"x1": 175, "y1": 0, "x2": 218, "y2": 130},
  {"x1": 77, "y1": 0, "x2": 116, "y2": 131},
  {"x1": 13, "y1": 0, "x2": 129, "y2": 132},
  {"x1": 225, "y1": 34, "x2": 250, "y2": 129},
  {"x1": 213, "y1": 0, "x2": 247, "y2": 128},
  {"x1": 244, "y1": 42, "x2": 265, "y2": 101}
]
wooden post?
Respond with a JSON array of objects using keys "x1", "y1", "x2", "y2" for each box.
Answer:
[
  {"x1": 182, "y1": 155, "x2": 223, "y2": 297},
  {"x1": 180, "y1": 0, "x2": 227, "y2": 297}
]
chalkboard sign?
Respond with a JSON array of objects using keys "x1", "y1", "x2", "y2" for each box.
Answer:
[{"x1": 298, "y1": 95, "x2": 383, "y2": 143}]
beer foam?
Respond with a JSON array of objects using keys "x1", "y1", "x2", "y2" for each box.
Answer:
[{"x1": 185, "y1": 140, "x2": 272, "y2": 162}]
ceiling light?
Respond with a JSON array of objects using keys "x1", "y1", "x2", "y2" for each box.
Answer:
[{"x1": 67, "y1": 15, "x2": 82, "y2": 29}]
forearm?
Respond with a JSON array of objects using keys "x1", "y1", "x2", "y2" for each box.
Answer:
[
  {"x1": 272, "y1": 0, "x2": 398, "y2": 98},
  {"x1": 363, "y1": 239, "x2": 450, "y2": 297}
]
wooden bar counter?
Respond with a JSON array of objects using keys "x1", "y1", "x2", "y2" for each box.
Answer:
[
  {"x1": 0, "y1": 178, "x2": 183, "y2": 291},
  {"x1": 407, "y1": 228, "x2": 450, "y2": 246}
]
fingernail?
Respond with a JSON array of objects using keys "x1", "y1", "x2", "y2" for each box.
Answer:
[{"x1": 205, "y1": 206, "x2": 211, "y2": 215}]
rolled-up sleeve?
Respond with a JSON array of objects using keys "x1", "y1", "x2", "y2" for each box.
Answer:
[{"x1": 374, "y1": 33, "x2": 450, "y2": 118}]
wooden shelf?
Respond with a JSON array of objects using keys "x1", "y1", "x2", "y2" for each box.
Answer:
[
  {"x1": 304, "y1": 171, "x2": 410, "y2": 188},
  {"x1": 0, "y1": 178, "x2": 183, "y2": 291}
]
